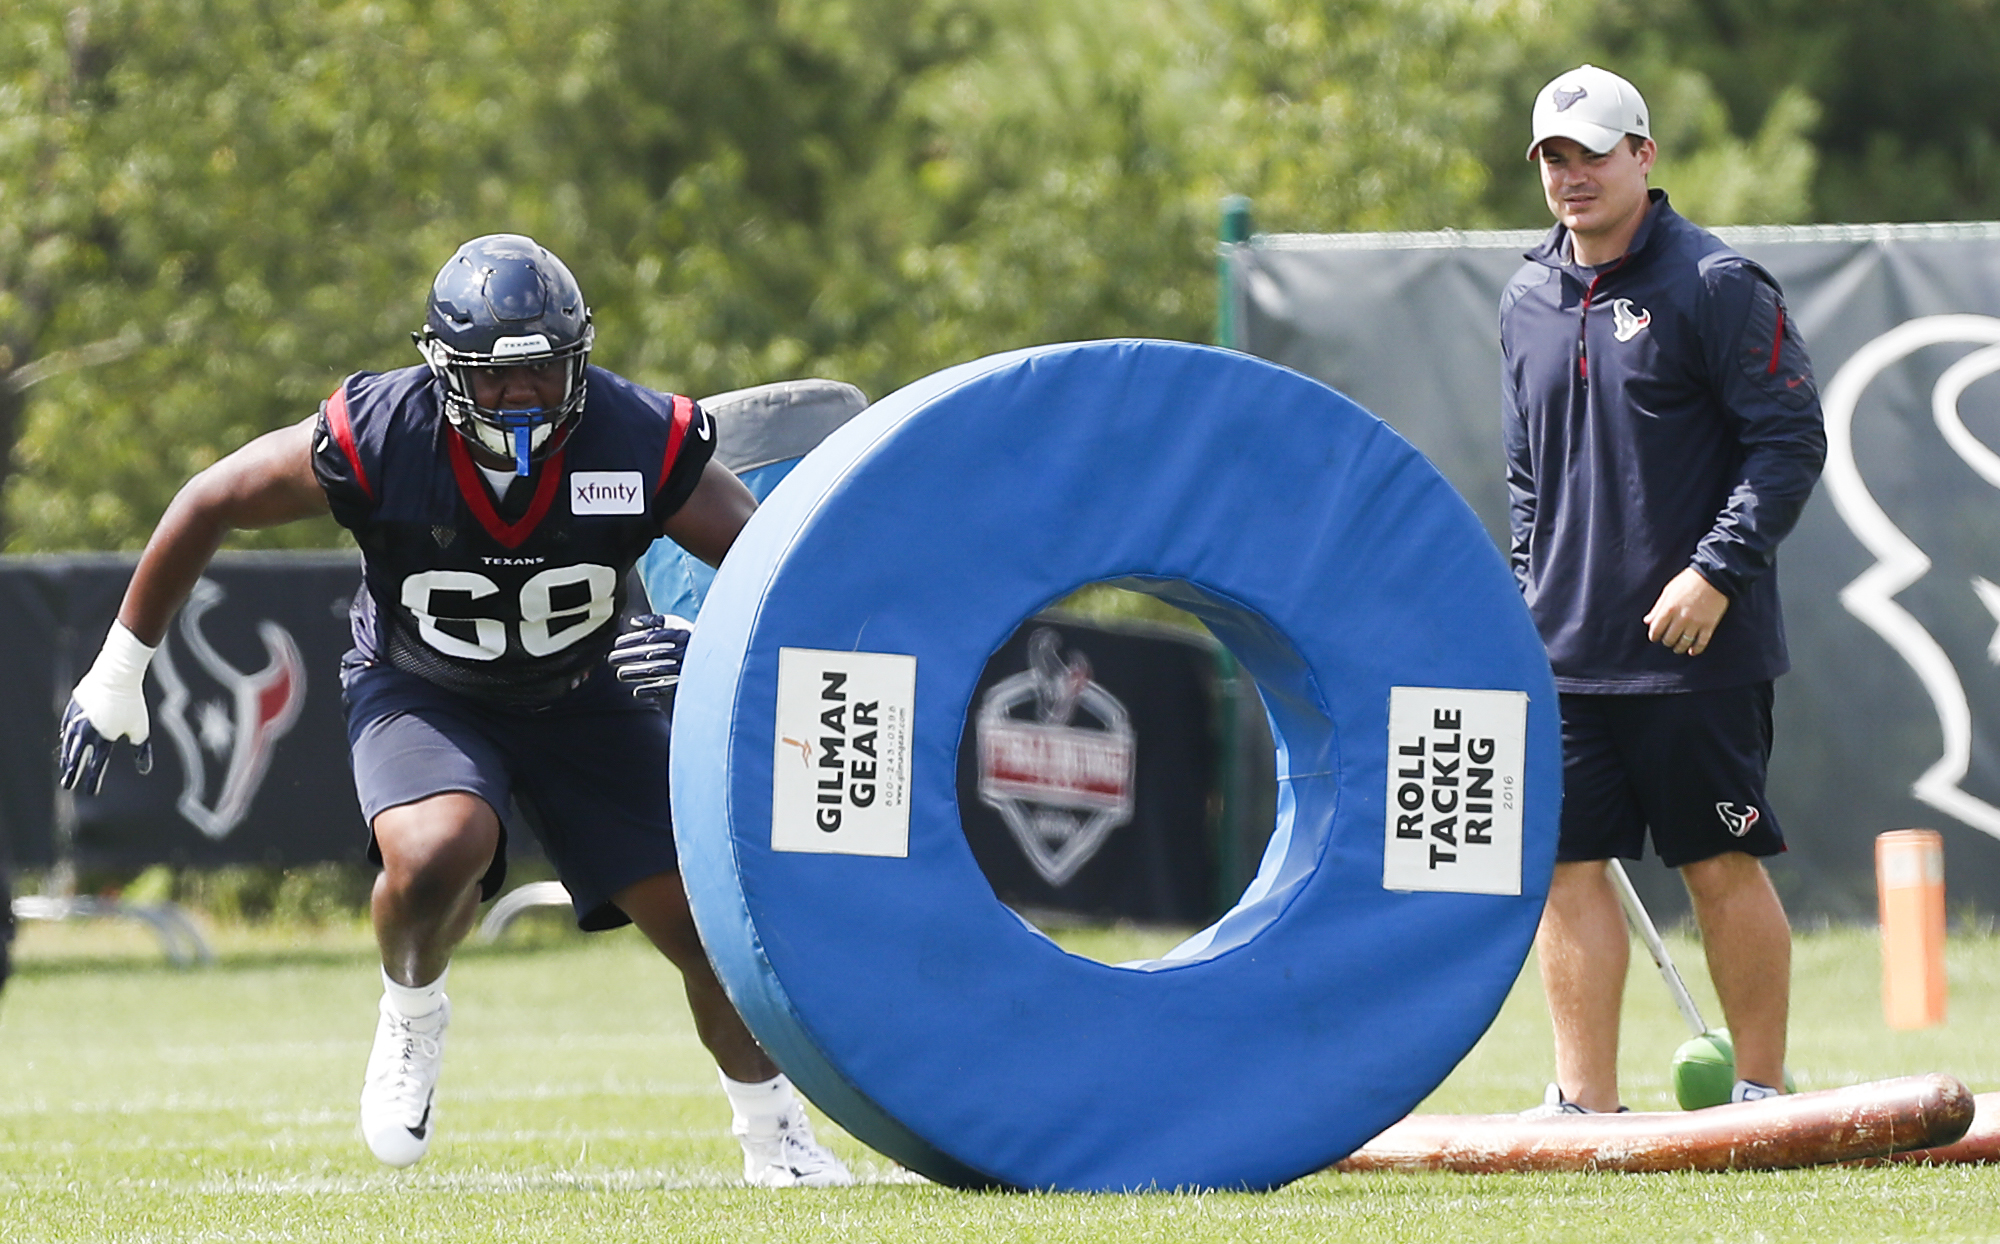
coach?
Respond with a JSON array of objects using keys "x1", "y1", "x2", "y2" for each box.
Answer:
[{"x1": 1500, "y1": 65, "x2": 1826, "y2": 1113}]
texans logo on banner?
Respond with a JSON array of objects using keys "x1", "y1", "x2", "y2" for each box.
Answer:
[
  {"x1": 148, "y1": 577, "x2": 307, "y2": 839},
  {"x1": 975, "y1": 629, "x2": 1136, "y2": 886},
  {"x1": 1822, "y1": 315, "x2": 2000, "y2": 840}
]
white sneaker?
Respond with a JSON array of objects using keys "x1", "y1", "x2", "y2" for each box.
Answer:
[
  {"x1": 1519, "y1": 1083, "x2": 1628, "y2": 1117},
  {"x1": 737, "y1": 1100, "x2": 854, "y2": 1188},
  {"x1": 360, "y1": 994, "x2": 449, "y2": 1167},
  {"x1": 1519, "y1": 1082, "x2": 1588, "y2": 1118}
]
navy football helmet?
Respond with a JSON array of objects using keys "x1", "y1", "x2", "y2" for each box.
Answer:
[{"x1": 414, "y1": 234, "x2": 595, "y2": 474}]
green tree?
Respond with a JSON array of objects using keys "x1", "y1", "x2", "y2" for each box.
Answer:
[
  {"x1": 0, "y1": 0, "x2": 993, "y2": 550},
  {"x1": 1580, "y1": 0, "x2": 1998, "y2": 222},
  {"x1": 0, "y1": 0, "x2": 1975, "y2": 559},
  {"x1": 1208, "y1": 0, "x2": 1550, "y2": 234},
  {"x1": 3, "y1": 0, "x2": 475, "y2": 550},
  {"x1": 1183, "y1": 0, "x2": 1817, "y2": 235}
]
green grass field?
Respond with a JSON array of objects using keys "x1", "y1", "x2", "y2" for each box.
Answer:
[{"x1": 3, "y1": 915, "x2": 1997, "y2": 1242}]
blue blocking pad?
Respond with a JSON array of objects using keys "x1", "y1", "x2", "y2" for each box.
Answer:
[
  {"x1": 672, "y1": 340, "x2": 1559, "y2": 1191},
  {"x1": 640, "y1": 459, "x2": 804, "y2": 617}
]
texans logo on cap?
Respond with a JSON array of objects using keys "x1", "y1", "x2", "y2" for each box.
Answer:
[{"x1": 1554, "y1": 85, "x2": 1588, "y2": 112}]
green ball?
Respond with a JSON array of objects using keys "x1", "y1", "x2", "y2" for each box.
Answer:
[
  {"x1": 1672, "y1": 1028, "x2": 1737, "y2": 1110},
  {"x1": 1672, "y1": 1028, "x2": 1798, "y2": 1109}
]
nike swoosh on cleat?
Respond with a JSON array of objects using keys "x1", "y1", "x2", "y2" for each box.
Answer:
[{"x1": 409, "y1": 1099, "x2": 432, "y2": 1140}]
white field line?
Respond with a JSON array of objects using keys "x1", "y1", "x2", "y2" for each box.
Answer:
[
  {"x1": 0, "y1": 1080, "x2": 720, "y2": 1118},
  {"x1": 445, "y1": 1080, "x2": 717, "y2": 1104},
  {"x1": 2, "y1": 1168, "x2": 734, "y2": 1196},
  {"x1": 0, "y1": 1124, "x2": 723, "y2": 1160},
  {"x1": 0, "y1": 1161, "x2": 923, "y2": 1197},
  {"x1": 14, "y1": 1031, "x2": 705, "y2": 1064}
]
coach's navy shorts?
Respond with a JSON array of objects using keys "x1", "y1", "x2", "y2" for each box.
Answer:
[
  {"x1": 1557, "y1": 682, "x2": 1787, "y2": 868},
  {"x1": 341, "y1": 655, "x2": 677, "y2": 931}
]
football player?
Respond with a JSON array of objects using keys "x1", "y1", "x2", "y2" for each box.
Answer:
[{"x1": 56, "y1": 234, "x2": 851, "y2": 1187}]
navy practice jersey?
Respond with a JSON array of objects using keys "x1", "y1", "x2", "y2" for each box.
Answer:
[
  {"x1": 1500, "y1": 192, "x2": 1825, "y2": 693},
  {"x1": 311, "y1": 364, "x2": 715, "y2": 706}
]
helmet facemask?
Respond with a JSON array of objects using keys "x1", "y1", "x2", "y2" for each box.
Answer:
[{"x1": 420, "y1": 327, "x2": 594, "y2": 475}]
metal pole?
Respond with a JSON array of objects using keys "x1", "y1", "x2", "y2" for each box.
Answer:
[
  {"x1": 1214, "y1": 195, "x2": 1252, "y2": 349},
  {"x1": 1606, "y1": 858, "x2": 1709, "y2": 1038},
  {"x1": 50, "y1": 630, "x2": 79, "y2": 900}
]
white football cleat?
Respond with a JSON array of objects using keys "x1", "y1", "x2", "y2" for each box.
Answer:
[
  {"x1": 737, "y1": 1099, "x2": 854, "y2": 1188},
  {"x1": 360, "y1": 994, "x2": 449, "y2": 1168}
]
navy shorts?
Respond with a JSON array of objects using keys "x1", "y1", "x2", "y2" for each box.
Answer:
[
  {"x1": 341, "y1": 656, "x2": 678, "y2": 931},
  {"x1": 1557, "y1": 682, "x2": 1787, "y2": 868}
]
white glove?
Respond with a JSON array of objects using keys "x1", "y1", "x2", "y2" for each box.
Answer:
[{"x1": 59, "y1": 622, "x2": 157, "y2": 794}]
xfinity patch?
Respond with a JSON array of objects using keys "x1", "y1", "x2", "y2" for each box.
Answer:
[
  {"x1": 1383, "y1": 686, "x2": 1527, "y2": 895},
  {"x1": 773, "y1": 648, "x2": 916, "y2": 857},
  {"x1": 570, "y1": 471, "x2": 645, "y2": 515}
]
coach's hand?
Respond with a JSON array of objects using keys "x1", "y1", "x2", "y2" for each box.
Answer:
[
  {"x1": 58, "y1": 622, "x2": 157, "y2": 794},
  {"x1": 1644, "y1": 567, "x2": 1729, "y2": 657},
  {"x1": 610, "y1": 613, "x2": 695, "y2": 702}
]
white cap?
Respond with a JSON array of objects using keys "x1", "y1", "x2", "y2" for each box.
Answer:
[{"x1": 1526, "y1": 64, "x2": 1650, "y2": 160}]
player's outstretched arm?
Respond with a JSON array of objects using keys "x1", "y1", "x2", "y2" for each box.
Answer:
[
  {"x1": 119, "y1": 415, "x2": 328, "y2": 643},
  {"x1": 659, "y1": 459, "x2": 757, "y2": 568},
  {"x1": 59, "y1": 416, "x2": 328, "y2": 793}
]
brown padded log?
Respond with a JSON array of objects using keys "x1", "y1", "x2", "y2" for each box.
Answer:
[
  {"x1": 1854, "y1": 1091, "x2": 1999, "y2": 1165},
  {"x1": 1333, "y1": 1074, "x2": 1973, "y2": 1174}
]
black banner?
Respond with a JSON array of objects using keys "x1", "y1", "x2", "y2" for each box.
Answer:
[
  {"x1": 1228, "y1": 221, "x2": 2000, "y2": 917},
  {"x1": 0, "y1": 553, "x2": 365, "y2": 872},
  {"x1": 4, "y1": 557, "x2": 1277, "y2": 931}
]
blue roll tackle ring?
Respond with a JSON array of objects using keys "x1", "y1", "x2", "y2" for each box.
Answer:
[{"x1": 673, "y1": 340, "x2": 1559, "y2": 1191}]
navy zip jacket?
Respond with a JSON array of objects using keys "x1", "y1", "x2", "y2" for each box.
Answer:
[{"x1": 1500, "y1": 191, "x2": 1826, "y2": 693}]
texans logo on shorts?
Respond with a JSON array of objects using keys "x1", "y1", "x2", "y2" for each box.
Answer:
[{"x1": 1715, "y1": 802, "x2": 1761, "y2": 837}]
